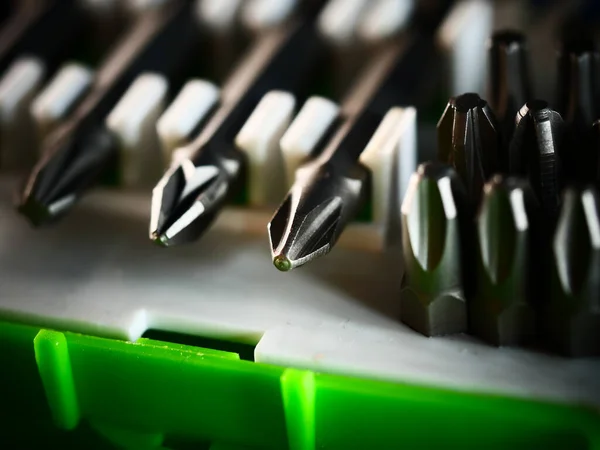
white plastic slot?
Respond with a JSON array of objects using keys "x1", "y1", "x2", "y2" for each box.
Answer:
[
  {"x1": 235, "y1": 90, "x2": 296, "y2": 207},
  {"x1": 30, "y1": 63, "x2": 93, "y2": 143},
  {"x1": 318, "y1": 0, "x2": 371, "y2": 45},
  {"x1": 436, "y1": 0, "x2": 494, "y2": 96},
  {"x1": 196, "y1": 0, "x2": 243, "y2": 33},
  {"x1": 106, "y1": 73, "x2": 168, "y2": 188},
  {"x1": 358, "y1": 0, "x2": 415, "y2": 43},
  {"x1": 156, "y1": 79, "x2": 220, "y2": 163},
  {"x1": 0, "y1": 57, "x2": 45, "y2": 169},
  {"x1": 279, "y1": 96, "x2": 340, "y2": 186},
  {"x1": 241, "y1": 0, "x2": 298, "y2": 32}
]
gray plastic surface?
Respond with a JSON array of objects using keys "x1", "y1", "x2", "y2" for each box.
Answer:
[{"x1": 0, "y1": 177, "x2": 598, "y2": 410}]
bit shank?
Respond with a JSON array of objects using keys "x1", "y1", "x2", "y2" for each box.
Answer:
[
  {"x1": 470, "y1": 175, "x2": 540, "y2": 346},
  {"x1": 400, "y1": 162, "x2": 473, "y2": 337},
  {"x1": 150, "y1": 9, "x2": 329, "y2": 247},
  {"x1": 487, "y1": 30, "x2": 532, "y2": 157},
  {"x1": 556, "y1": 38, "x2": 600, "y2": 183},
  {"x1": 544, "y1": 186, "x2": 600, "y2": 357},
  {"x1": 269, "y1": 36, "x2": 439, "y2": 271},
  {"x1": 17, "y1": 1, "x2": 202, "y2": 226},
  {"x1": 437, "y1": 92, "x2": 501, "y2": 207},
  {"x1": 508, "y1": 100, "x2": 564, "y2": 220}
]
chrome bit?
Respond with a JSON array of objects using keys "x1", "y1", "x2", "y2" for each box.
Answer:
[
  {"x1": 150, "y1": 4, "x2": 328, "y2": 247},
  {"x1": 437, "y1": 92, "x2": 501, "y2": 207},
  {"x1": 400, "y1": 161, "x2": 473, "y2": 337},
  {"x1": 17, "y1": 0, "x2": 202, "y2": 226},
  {"x1": 269, "y1": 35, "x2": 439, "y2": 271},
  {"x1": 470, "y1": 175, "x2": 540, "y2": 346},
  {"x1": 556, "y1": 37, "x2": 600, "y2": 183},
  {"x1": 508, "y1": 100, "x2": 564, "y2": 220},
  {"x1": 487, "y1": 30, "x2": 532, "y2": 160},
  {"x1": 543, "y1": 186, "x2": 600, "y2": 357}
]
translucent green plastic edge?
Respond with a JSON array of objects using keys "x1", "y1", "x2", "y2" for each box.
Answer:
[{"x1": 1, "y1": 320, "x2": 599, "y2": 450}]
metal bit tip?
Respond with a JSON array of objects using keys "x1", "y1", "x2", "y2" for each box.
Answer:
[
  {"x1": 437, "y1": 92, "x2": 501, "y2": 204},
  {"x1": 273, "y1": 254, "x2": 292, "y2": 272},
  {"x1": 149, "y1": 158, "x2": 231, "y2": 247}
]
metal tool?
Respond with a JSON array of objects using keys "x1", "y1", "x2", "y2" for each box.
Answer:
[
  {"x1": 400, "y1": 161, "x2": 473, "y2": 337},
  {"x1": 556, "y1": 37, "x2": 600, "y2": 183},
  {"x1": 149, "y1": 2, "x2": 328, "y2": 247},
  {"x1": 470, "y1": 175, "x2": 540, "y2": 346},
  {"x1": 508, "y1": 100, "x2": 564, "y2": 221},
  {"x1": 544, "y1": 186, "x2": 600, "y2": 357},
  {"x1": 17, "y1": 0, "x2": 203, "y2": 226},
  {"x1": 268, "y1": 36, "x2": 439, "y2": 272},
  {"x1": 487, "y1": 29, "x2": 532, "y2": 162},
  {"x1": 437, "y1": 92, "x2": 501, "y2": 207}
]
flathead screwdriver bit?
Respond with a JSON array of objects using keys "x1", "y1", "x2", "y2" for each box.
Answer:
[
  {"x1": 470, "y1": 175, "x2": 540, "y2": 346},
  {"x1": 543, "y1": 186, "x2": 600, "y2": 357},
  {"x1": 508, "y1": 100, "x2": 564, "y2": 220},
  {"x1": 487, "y1": 30, "x2": 532, "y2": 158},
  {"x1": 437, "y1": 93, "x2": 501, "y2": 207},
  {"x1": 556, "y1": 37, "x2": 600, "y2": 183},
  {"x1": 400, "y1": 162, "x2": 473, "y2": 337}
]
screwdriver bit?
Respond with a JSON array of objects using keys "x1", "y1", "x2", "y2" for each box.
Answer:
[
  {"x1": 269, "y1": 36, "x2": 440, "y2": 271},
  {"x1": 400, "y1": 162, "x2": 473, "y2": 337},
  {"x1": 508, "y1": 100, "x2": 564, "y2": 220},
  {"x1": 437, "y1": 93, "x2": 501, "y2": 207},
  {"x1": 18, "y1": 1, "x2": 203, "y2": 226},
  {"x1": 556, "y1": 37, "x2": 600, "y2": 183},
  {"x1": 487, "y1": 30, "x2": 532, "y2": 158},
  {"x1": 470, "y1": 175, "x2": 540, "y2": 346},
  {"x1": 150, "y1": 3, "x2": 328, "y2": 247},
  {"x1": 543, "y1": 186, "x2": 600, "y2": 357}
]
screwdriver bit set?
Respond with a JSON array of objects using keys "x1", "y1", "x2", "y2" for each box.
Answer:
[
  {"x1": 401, "y1": 26, "x2": 600, "y2": 358},
  {"x1": 0, "y1": 0, "x2": 599, "y2": 448}
]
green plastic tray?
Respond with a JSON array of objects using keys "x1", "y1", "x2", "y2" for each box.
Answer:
[{"x1": 1, "y1": 319, "x2": 598, "y2": 449}]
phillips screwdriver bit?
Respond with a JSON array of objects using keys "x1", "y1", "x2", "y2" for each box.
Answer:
[
  {"x1": 17, "y1": 0, "x2": 203, "y2": 226},
  {"x1": 470, "y1": 175, "x2": 540, "y2": 346},
  {"x1": 437, "y1": 93, "x2": 501, "y2": 207},
  {"x1": 487, "y1": 30, "x2": 532, "y2": 159},
  {"x1": 543, "y1": 186, "x2": 600, "y2": 357},
  {"x1": 400, "y1": 162, "x2": 473, "y2": 337},
  {"x1": 556, "y1": 37, "x2": 600, "y2": 183},
  {"x1": 508, "y1": 100, "x2": 564, "y2": 220},
  {"x1": 150, "y1": 2, "x2": 328, "y2": 247},
  {"x1": 268, "y1": 35, "x2": 440, "y2": 271},
  {"x1": 0, "y1": 0, "x2": 87, "y2": 76}
]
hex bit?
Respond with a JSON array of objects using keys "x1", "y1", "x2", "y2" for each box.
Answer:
[
  {"x1": 508, "y1": 100, "x2": 564, "y2": 221},
  {"x1": 470, "y1": 175, "x2": 540, "y2": 346},
  {"x1": 400, "y1": 161, "x2": 473, "y2": 337},
  {"x1": 543, "y1": 186, "x2": 600, "y2": 357}
]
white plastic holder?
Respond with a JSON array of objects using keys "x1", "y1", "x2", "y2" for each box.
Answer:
[
  {"x1": 30, "y1": 62, "x2": 93, "y2": 145},
  {"x1": 156, "y1": 79, "x2": 220, "y2": 162},
  {"x1": 106, "y1": 72, "x2": 168, "y2": 188},
  {"x1": 235, "y1": 90, "x2": 296, "y2": 207},
  {"x1": 436, "y1": 0, "x2": 493, "y2": 96},
  {"x1": 0, "y1": 57, "x2": 45, "y2": 170}
]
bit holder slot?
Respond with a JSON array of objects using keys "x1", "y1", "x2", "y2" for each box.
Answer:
[
  {"x1": 0, "y1": 57, "x2": 45, "y2": 170},
  {"x1": 30, "y1": 62, "x2": 94, "y2": 144}
]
